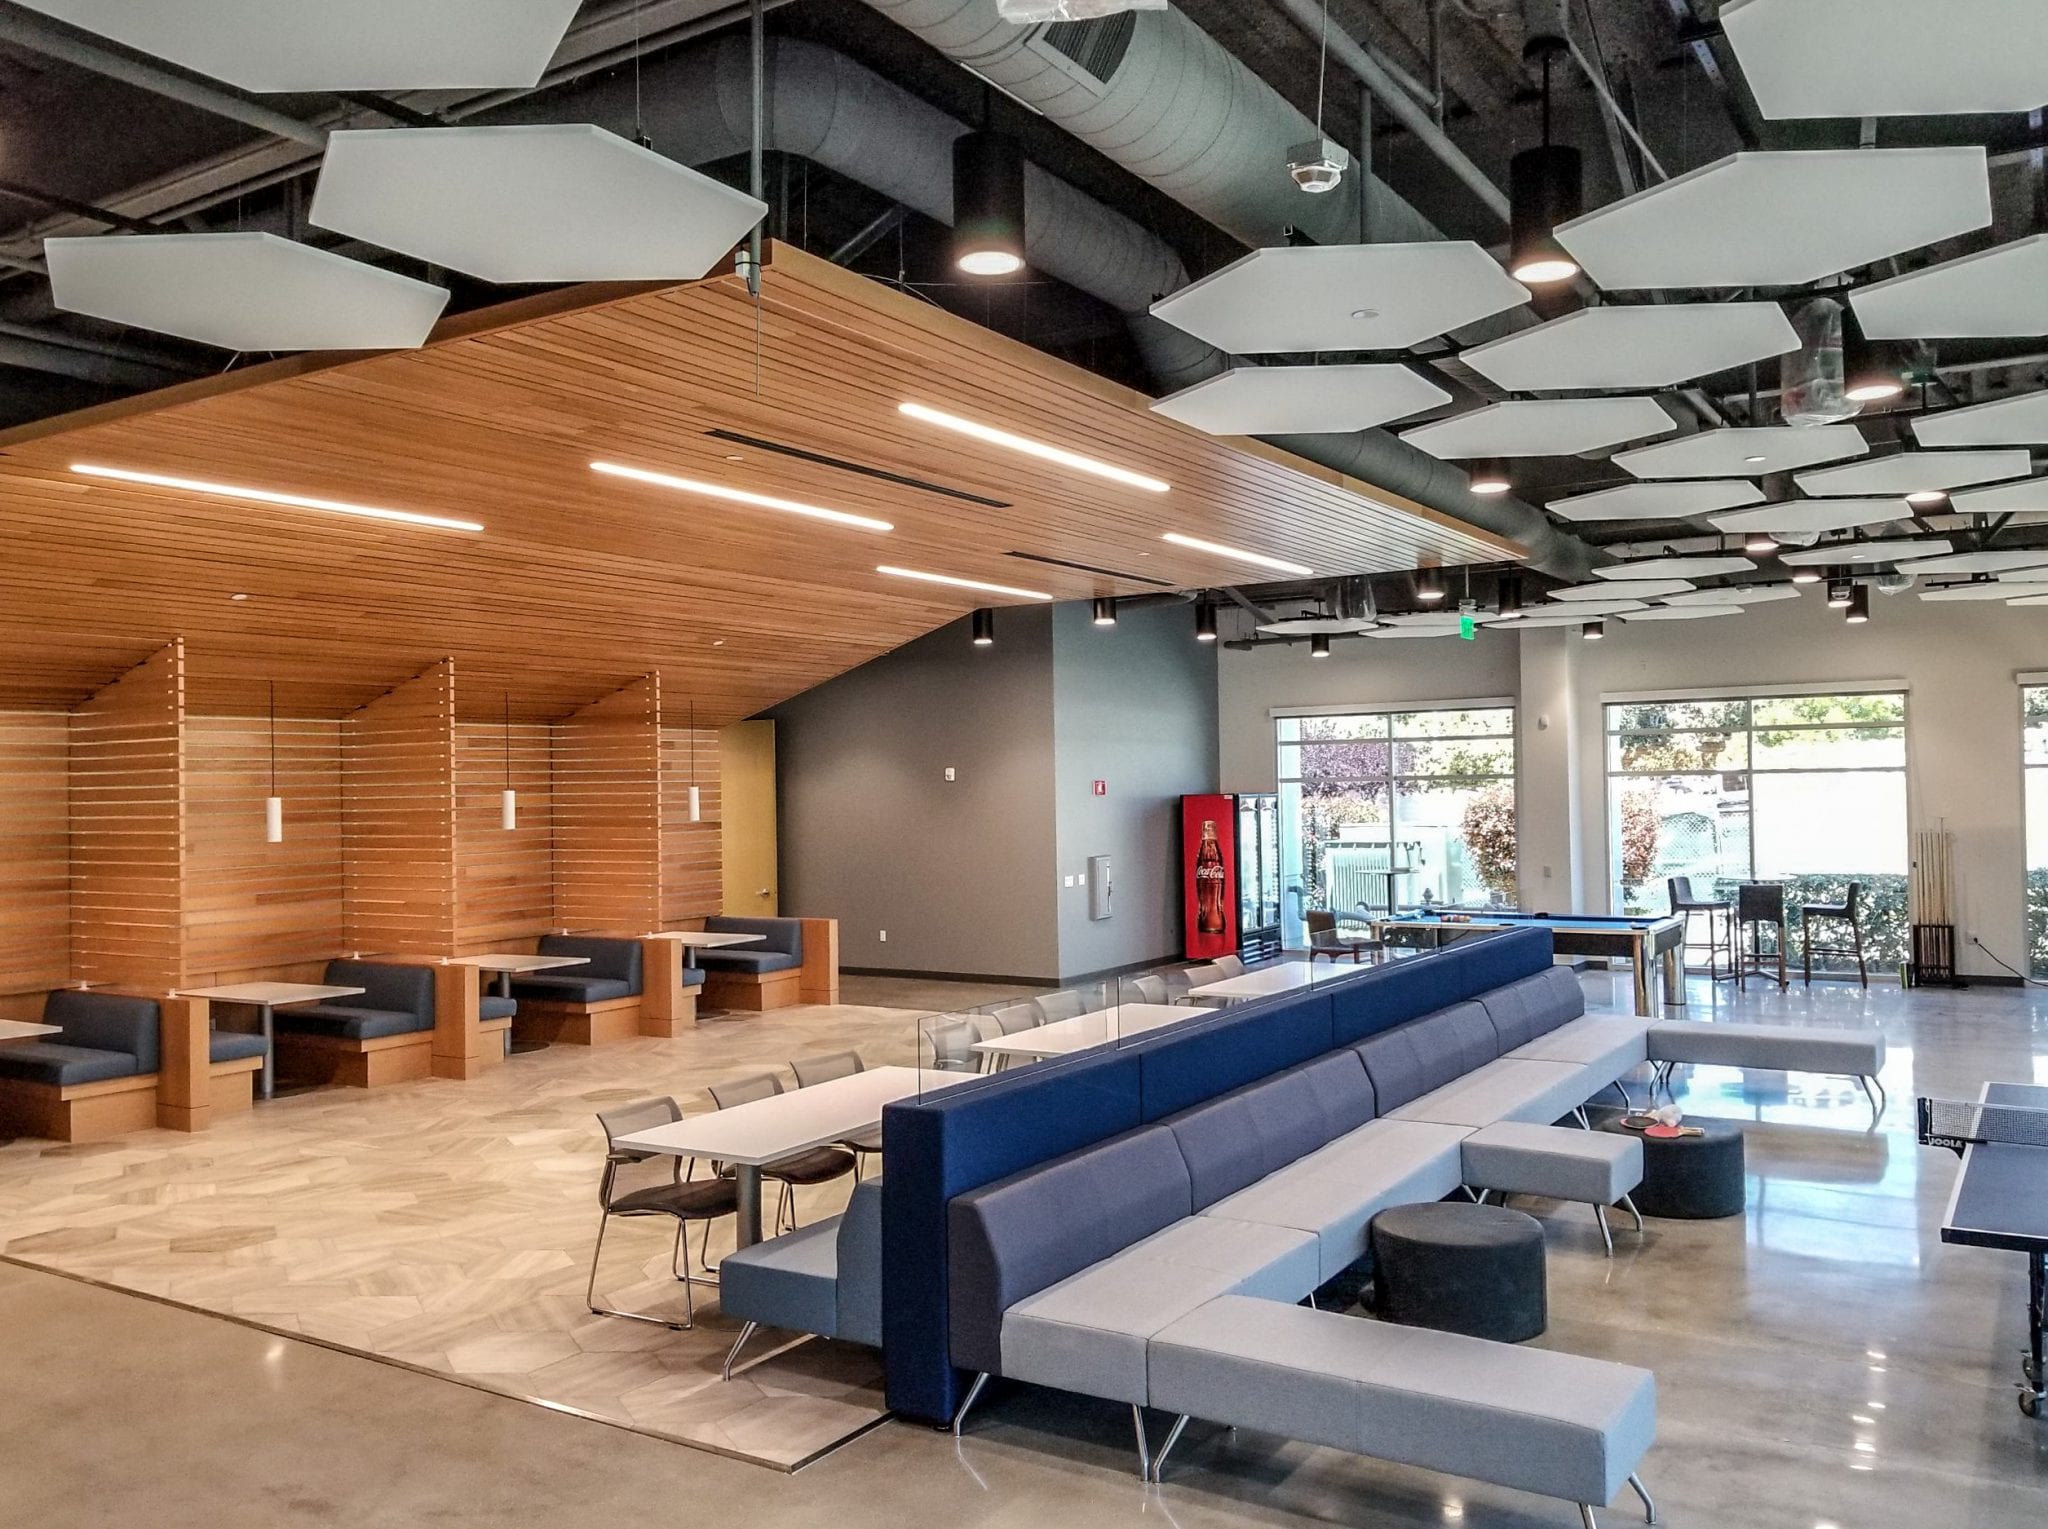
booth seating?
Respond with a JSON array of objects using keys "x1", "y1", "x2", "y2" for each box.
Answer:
[
  {"x1": 274, "y1": 960, "x2": 437, "y2": 1088},
  {"x1": 0, "y1": 990, "x2": 164, "y2": 1141},
  {"x1": 718, "y1": 1177, "x2": 883, "y2": 1379},
  {"x1": 509, "y1": 936, "x2": 646, "y2": 1045},
  {"x1": 1646, "y1": 1019, "x2": 1887, "y2": 1126},
  {"x1": 694, "y1": 917, "x2": 804, "y2": 1012}
]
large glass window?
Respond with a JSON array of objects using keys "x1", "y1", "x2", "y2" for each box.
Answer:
[
  {"x1": 1606, "y1": 692, "x2": 1908, "y2": 967},
  {"x1": 2022, "y1": 686, "x2": 2048, "y2": 977},
  {"x1": 1277, "y1": 706, "x2": 1517, "y2": 944}
]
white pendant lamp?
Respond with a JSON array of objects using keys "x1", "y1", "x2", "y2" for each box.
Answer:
[
  {"x1": 265, "y1": 681, "x2": 284, "y2": 843},
  {"x1": 500, "y1": 692, "x2": 518, "y2": 830}
]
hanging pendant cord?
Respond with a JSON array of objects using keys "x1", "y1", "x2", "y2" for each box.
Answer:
[
  {"x1": 268, "y1": 681, "x2": 277, "y2": 797},
  {"x1": 1315, "y1": 0, "x2": 1330, "y2": 136}
]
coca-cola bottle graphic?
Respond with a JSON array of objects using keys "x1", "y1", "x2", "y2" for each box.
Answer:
[{"x1": 1195, "y1": 820, "x2": 1226, "y2": 936}]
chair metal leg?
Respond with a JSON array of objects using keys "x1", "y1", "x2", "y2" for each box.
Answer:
[
  {"x1": 1581, "y1": 1505, "x2": 1599, "y2": 1529},
  {"x1": 952, "y1": 1371, "x2": 990, "y2": 1437},
  {"x1": 585, "y1": 1210, "x2": 687, "y2": 1330},
  {"x1": 1130, "y1": 1405, "x2": 1152, "y2": 1482},
  {"x1": 1621, "y1": 1192, "x2": 1644, "y2": 1235},
  {"x1": 1152, "y1": 1413, "x2": 1190, "y2": 1483},
  {"x1": 1574, "y1": 1105, "x2": 1592, "y2": 1129},
  {"x1": 722, "y1": 1320, "x2": 759, "y2": 1381},
  {"x1": 1861, "y1": 1074, "x2": 1886, "y2": 1128},
  {"x1": 1593, "y1": 1201, "x2": 1614, "y2": 1257},
  {"x1": 1629, "y1": 1472, "x2": 1659, "y2": 1523}
]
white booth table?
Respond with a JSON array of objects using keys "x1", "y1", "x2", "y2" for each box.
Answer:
[
  {"x1": 643, "y1": 930, "x2": 765, "y2": 959},
  {"x1": 0, "y1": 1021, "x2": 59, "y2": 1043},
  {"x1": 614, "y1": 1065, "x2": 964, "y2": 1247},
  {"x1": 444, "y1": 952, "x2": 588, "y2": 1000},
  {"x1": 1186, "y1": 960, "x2": 1333, "y2": 1003},
  {"x1": 175, "y1": 981, "x2": 366, "y2": 1100},
  {"x1": 973, "y1": 1002, "x2": 1197, "y2": 1065}
]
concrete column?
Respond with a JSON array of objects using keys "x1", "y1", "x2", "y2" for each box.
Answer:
[{"x1": 1515, "y1": 628, "x2": 1586, "y2": 912}]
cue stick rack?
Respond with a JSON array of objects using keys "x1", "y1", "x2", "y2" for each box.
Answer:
[{"x1": 1909, "y1": 827, "x2": 1962, "y2": 988}]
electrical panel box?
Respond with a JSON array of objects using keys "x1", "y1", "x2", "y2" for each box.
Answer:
[{"x1": 1087, "y1": 854, "x2": 1112, "y2": 921}]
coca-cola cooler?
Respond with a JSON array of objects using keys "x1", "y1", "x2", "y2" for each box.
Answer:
[{"x1": 1180, "y1": 794, "x2": 1240, "y2": 960}]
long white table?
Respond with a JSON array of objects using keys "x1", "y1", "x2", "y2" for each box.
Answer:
[
  {"x1": 1186, "y1": 960, "x2": 1333, "y2": 1002},
  {"x1": 613, "y1": 1065, "x2": 967, "y2": 1247},
  {"x1": 973, "y1": 1002, "x2": 1200, "y2": 1064}
]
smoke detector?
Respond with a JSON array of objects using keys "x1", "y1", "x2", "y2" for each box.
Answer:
[
  {"x1": 1288, "y1": 137, "x2": 1350, "y2": 195},
  {"x1": 1875, "y1": 571, "x2": 1916, "y2": 595}
]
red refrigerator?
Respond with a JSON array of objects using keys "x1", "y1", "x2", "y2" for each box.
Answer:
[{"x1": 1180, "y1": 793, "x2": 1240, "y2": 960}]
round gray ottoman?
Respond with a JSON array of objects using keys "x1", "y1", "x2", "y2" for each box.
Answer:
[
  {"x1": 1600, "y1": 1120, "x2": 1746, "y2": 1219},
  {"x1": 1369, "y1": 1201, "x2": 1547, "y2": 1342}
]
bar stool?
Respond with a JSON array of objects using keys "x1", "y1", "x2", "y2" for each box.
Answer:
[
  {"x1": 1801, "y1": 882, "x2": 1868, "y2": 987},
  {"x1": 1668, "y1": 876, "x2": 1733, "y2": 980},
  {"x1": 1733, "y1": 881, "x2": 1788, "y2": 990}
]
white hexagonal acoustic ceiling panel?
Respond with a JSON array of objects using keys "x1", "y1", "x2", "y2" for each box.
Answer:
[
  {"x1": 1896, "y1": 549, "x2": 2048, "y2": 577},
  {"x1": 1664, "y1": 585, "x2": 1804, "y2": 606},
  {"x1": 1509, "y1": 606, "x2": 1645, "y2": 627},
  {"x1": 1548, "y1": 580, "x2": 1696, "y2": 602},
  {"x1": 1777, "y1": 539, "x2": 1953, "y2": 567},
  {"x1": 1913, "y1": 392, "x2": 2048, "y2": 448},
  {"x1": 46, "y1": 232, "x2": 449, "y2": 351},
  {"x1": 1794, "y1": 449, "x2": 2032, "y2": 497},
  {"x1": 1149, "y1": 365, "x2": 1449, "y2": 437},
  {"x1": 311, "y1": 127, "x2": 770, "y2": 283},
  {"x1": 1593, "y1": 555, "x2": 1756, "y2": 582},
  {"x1": 1620, "y1": 606, "x2": 1742, "y2": 622},
  {"x1": 1545, "y1": 481, "x2": 1766, "y2": 523},
  {"x1": 1398, "y1": 398, "x2": 1675, "y2": 460},
  {"x1": 1615, "y1": 426, "x2": 1870, "y2": 480},
  {"x1": 1148, "y1": 243, "x2": 1530, "y2": 356},
  {"x1": 1458, "y1": 304, "x2": 1798, "y2": 392},
  {"x1": 1721, "y1": 0, "x2": 2048, "y2": 119},
  {"x1": 1851, "y1": 236, "x2": 2048, "y2": 340},
  {"x1": 1552, "y1": 149, "x2": 1990, "y2": 291},
  {"x1": 11, "y1": 0, "x2": 581, "y2": 91},
  {"x1": 1920, "y1": 579, "x2": 2048, "y2": 602},
  {"x1": 1950, "y1": 479, "x2": 2048, "y2": 516},
  {"x1": 1709, "y1": 498, "x2": 1914, "y2": 535}
]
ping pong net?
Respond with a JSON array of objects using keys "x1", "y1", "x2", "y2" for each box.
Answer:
[{"x1": 1918, "y1": 1096, "x2": 2048, "y2": 1155}]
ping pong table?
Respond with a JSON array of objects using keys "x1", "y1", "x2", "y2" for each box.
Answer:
[{"x1": 1930, "y1": 1082, "x2": 2048, "y2": 1420}]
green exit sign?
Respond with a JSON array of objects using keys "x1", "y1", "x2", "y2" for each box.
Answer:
[{"x1": 1459, "y1": 615, "x2": 1476, "y2": 640}]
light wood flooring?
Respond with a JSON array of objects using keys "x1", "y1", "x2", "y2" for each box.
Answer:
[{"x1": 0, "y1": 995, "x2": 959, "y2": 1470}]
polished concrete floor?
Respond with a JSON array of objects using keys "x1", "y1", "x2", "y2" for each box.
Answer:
[{"x1": 4, "y1": 969, "x2": 2048, "y2": 1527}]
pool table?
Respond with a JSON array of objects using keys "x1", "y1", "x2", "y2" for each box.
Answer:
[{"x1": 1373, "y1": 911, "x2": 1687, "y2": 1017}]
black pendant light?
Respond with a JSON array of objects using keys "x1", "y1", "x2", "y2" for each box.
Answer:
[
  {"x1": 1842, "y1": 306, "x2": 1906, "y2": 404},
  {"x1": 952, "y1": 127, "x2": 1026, "y2": 278},
  {"x1": 1826, "y1": 574, "x2": 1855, "y2": 609},
  {"x1": 1092, "y1": 597, "x2": 1118, "y2": 627},
  {"x1": 1582, "y1": 619, "x2": 1606, "y2": 641},
  {"x1": 1415, "y1": 566, "x2": 1446, "y2": 604},
  {"x1": 1507, "y1": 40, "x2": 1582, "y2": 287},
  {"x1": 1496, "y1": 570, "x2": 1524, "y2": 620},
  {"x1": 1845, "y1": 584, "x2": 1871, "y2": 624},
  {"x1": 1469, "y1": 458, "x2": 1512, "y2": 496},
  {"x1": 971, "y1": 607, "x2": 995, "y2": 646},
  {"x1": 1310, "y1": 633, "x2": 1332, "y2": 659},
  {"x1": 1194, "y1": 599, "x2": 1218, "y2": 643}
]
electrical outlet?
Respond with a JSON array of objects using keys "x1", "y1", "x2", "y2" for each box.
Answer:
[{"x1": 879, "y1": 929, "x2": 888, "y2": 943}]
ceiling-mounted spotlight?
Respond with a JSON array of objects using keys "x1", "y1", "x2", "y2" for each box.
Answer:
[
  {"x1": 971, "y1": 607, "x2": 995, "y2": 646},
  {"x1": 1287, "y1": 136, "x2": 1351, "y2": 195},
  {"x1": 1496, "y1": 570, "x2": 1525, "y2": 619},
  {"x1": 1906, "y1": 489, "x2": 1948, "y2": 507},
  {"x1": 1790, "y1": 565, "x2": 1823, "y2": 586},
  {"x1": 1582, "y1": 619, "x2": 1606, "y2": 641},
  {"x1": 1744, "y1": 530, "x2": 1780, "y2": 556},
  {"x1": 1826, "y1": 574, "x2": 1855, "y2": 608},
  {"x1": 1469, "y1": 458, "x2": 1512, "y2": 496},
  {"x1": 1092, "y1": 596, "x2": 1118, "y2": 627},
  {"x1": 1845, "y1": 584, "x2": 1871, "y2": 624},
  {"x1": 1195, "y1": 599, "x2": 1218, "y2": 643},
  {"x1": 1310, "y1": 633, "x2": 1332, "y2": 659},
  {"x1": 1415, "y1": 566, "x2": 1446, "y2": 604},
  {"x1": 1507, "y1": 21, "x2": 1581, "y2": 287},
  {"x1": 952, "y1": 130, "x2": 1026, "y2": 277},
  {"x1": 1842, "y1": 307, "x2": 1906, "y2": 404}
]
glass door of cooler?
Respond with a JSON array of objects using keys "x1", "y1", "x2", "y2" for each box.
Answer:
[{"x1": 1237, "y1": 792, "x2": 1282, "y2": 961}]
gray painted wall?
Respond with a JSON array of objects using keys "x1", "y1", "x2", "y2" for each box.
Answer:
[
  {"x1": 769, "y1": 609, "x2": 1061, "y2": 981},
  {"x1": 1053, "y1": 601, "x2": 1219, "y2": 978}
]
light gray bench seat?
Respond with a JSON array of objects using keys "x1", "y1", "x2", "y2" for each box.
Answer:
[
  {"x1": 1148, "y1": 1295, "x2": 1658, "y2": 1525},
  {"x1": 1512, "y1": 1015, "x2": 1651, "y2": 1077},
  {"x1": 1001, "y1": 1216, "x2": 1319, "y2": 1406},
  {"x1": 1391, "y1": 1057, "x2": 1591, "y2": 1130},
  {"x1": 1463, "y1": 1122, "x2": 1645, "y2": 1256},
  {"x1": 1646, "y1": 1020, "x2": 1886, "y2": 1123},
  {"x1": 1200, "y1": 1119, "x2": 1471, "y2": 1281},
  {"x1": 718, "y1": 1178, "x2": 882, "y2": 1378}
]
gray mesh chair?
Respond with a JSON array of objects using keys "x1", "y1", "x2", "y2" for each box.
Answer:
[
  {"x1": 1033, "y1": 990, "x2": 1086, "y2": 1024},
  {"x1": 991, "y1": 1002, "x2": 1041, "y2": 1035},
  {"x1": 925, "y1": 1018, "x2": 979, "y2": 1073},
  {"x1": 1180, "y1": 962, "x2": 1225, "y2": 999},
  {"x1": 588, "y1": 1097, "x2": 738, "y2": 1330},
  {"x1": 1213, "y1": 954, "x2": 1248, "y2": 980},
  {"x1": 709, "y1": 1072, "x2": 857, "y2": 1232},
  {"x1": 792, "y1": 1050, "x2": 880, "y2": 1174},
  {"x1": 1125, "y1": 974, "x2": 1169, "y2": 1006}
]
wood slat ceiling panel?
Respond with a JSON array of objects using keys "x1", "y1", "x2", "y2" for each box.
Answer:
[{"x1": 0, "y1": 244, "x2": 1521, "y2": 722}]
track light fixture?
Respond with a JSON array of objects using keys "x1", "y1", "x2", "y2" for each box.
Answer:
[
  {"x1": 1195, "y1": 599, "x2": 1218, "y2": 643},
  {"x1": 1507, "y1": 35, "x2": 1582, "y2": 287},
  {"x1": 1092, "y1": 597, "x2": 1118, "y2": 627},
  {"x1": 1310, "y1": 633, "x2": 1332, "y2": 659},
  {"x1": 1469, "y1": 458, "x2": 1512, "y2": 496},
  {"x1": 1845, "y1": 584, "x2": 1871, "y2": 624},
  {"x1": 972, "y1": 607, "x2": 995, "y2": 646},
  {"x1": 1415, "y1": 566, "x2": 1446, "y2": 604},
  {"x1": 1826, "y1": 575, "x2": 1855, "y2": 608},
  {"x1": 952, "y1": 129, "x2": 1026, "y2": 278},
  {"x1": 1582, "y1": 619, "x2": 1605, "y2": 641}
]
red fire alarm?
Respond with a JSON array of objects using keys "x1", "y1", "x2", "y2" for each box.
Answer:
[{"x1": 1092, "y1": 779, "x2": 1108, "y2": 797}]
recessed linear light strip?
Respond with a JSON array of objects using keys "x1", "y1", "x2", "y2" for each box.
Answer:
[
  {"x1": 70, "y1": 464, "x2": 483, "y2": 532},
  {"x1": 898, "y1": 402, "x2": 1170, "y2": 494},
  {"x1": 877, "y1": 565, "x2": 1052, "y2": 601},
  {"x1": 591, "y1": 461, "x2": 893, "y2": 532},
  {"x1": 1161, "y1": 532, "x2": 1313, "y2": 577}
]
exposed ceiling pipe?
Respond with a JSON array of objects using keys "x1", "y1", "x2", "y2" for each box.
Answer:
[
  {"x1": 0, "y1": 9, "x2": 330, "y2": 148},
  {"x1": 0, "y1": 330, "x2": 182, "y2": 388}
]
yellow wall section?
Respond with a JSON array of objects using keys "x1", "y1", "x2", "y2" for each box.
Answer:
[{"x1": 721, "y1": 720, "x2": 778, "y2": 916}]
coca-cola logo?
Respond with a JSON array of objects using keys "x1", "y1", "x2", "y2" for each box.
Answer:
[{"x1": 1196, "y1": 864, "x2": 1225, "y2": 880}]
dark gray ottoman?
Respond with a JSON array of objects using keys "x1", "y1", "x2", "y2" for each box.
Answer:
[
  {"x1": 1368, "y1": 1201, "x2": 1547, "y2": 1342},
  {"x1": 1601, "y1": 1120, "x2": 1747, "y2": 1218}
]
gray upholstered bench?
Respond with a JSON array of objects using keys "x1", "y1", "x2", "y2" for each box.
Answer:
[
  {"x1": 1148, "y1": 1294, "x2": 1659, "y2": 1528},
  {"x1": 719, "y1": 1177, "x2": 883, "y2": 1379},
  {"x1": 1462, "y1": 1121, "x2": 1645, "y2": 1257},
  {"x1": 1646, "y1": 1020, "x2": 1886, "y2": 1125}
]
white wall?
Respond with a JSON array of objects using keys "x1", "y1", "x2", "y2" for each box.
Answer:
[{"x1": 1217, "y1": 592, "x2": 2048, "y2": 979}]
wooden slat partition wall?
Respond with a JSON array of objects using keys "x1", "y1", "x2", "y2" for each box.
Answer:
[
  {"x1": 659, "y1": 724, "x2": 723, "y2": 925},
  {"x1": 554, "y1": 675, "x2": 661, "y2": 934},
  {"x1": 344, "y1": 662, "x2": 457, "y2": 958},
  {"x1": 71, "y1": 643, "x2": 186, "y2": 990},
  {"x1": 182, "y1": 715, "x2": 344, "y2": 986},
  {"x1": 0, "y1": 711, "x2": 70, "y2": 995},
  {"x1": 453, "y1": 718, "x2": 554, "y2": 950}
]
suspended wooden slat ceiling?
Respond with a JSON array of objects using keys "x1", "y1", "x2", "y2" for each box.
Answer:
[{"x1": 0, "y1": 241, "x2": 1521, "y2": 723}]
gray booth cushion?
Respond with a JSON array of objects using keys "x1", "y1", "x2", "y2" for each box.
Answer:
[
  {"x1": 0, "y1": 1042, "x2": 145, "y2": 1086},
  {"x1": 478, "y1": 996, "x2": 518, "y2": 1022},
  {"x1": 1354, "y1": 1001, "x2": 1501, "y2": 1114},
  {"x1": 506, "y1": 973, "x2": 637, "y2": 1004},
  {"x1": 208, "y1": 1029, "x2": 269, "y2": 1064},
  {"x1": 1479, "y1": 967, "x2": 1587, "y2": 1051},
  {"x1": 1000, "y1": 1215, "x2": 1319, "y2": 1406},
  {"x1": 949, "y1": 1125, "x2": 1192, "y2": 1378},
  {"x1": 696, "y1": 916, "x2": 803, "y2": 975},
  {"x1": 1201, "y1": 1117, "x2": 1470, "y2": 1281},
  {"x1": 1389, "y1": 1057, "x2": 1590, "y2": 1130},
  {"x1": 1149, "y1": 1295, "x2": 1657, "y2": 1510},
  {"x1": 278, "y1": 960, "x2": 435, "y2": 1040},
  {"x1": 509, "y1": 936, "x2": 645, "y2": 1001},
  {"x1": 1511, "y1": 1015, "x2": 1650, "y2": 1078},
  {"x1": 1162, "y1": 1051, "x2": 1376, "y2": 1211},
  {"x1": 1647, "y1": 1019, "x2": 1883, "y2": 1077},
  {"x1": 1462, "y1": 1121, "x2": 1643, "y2": 1206}
]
